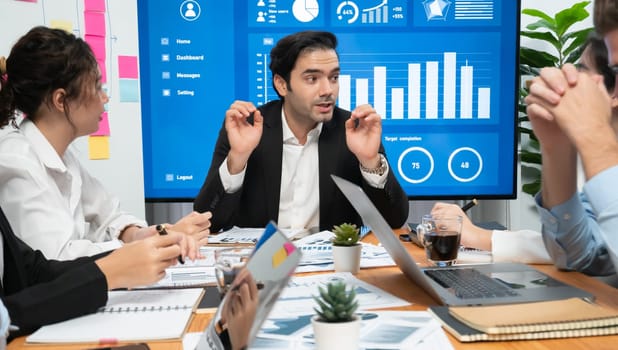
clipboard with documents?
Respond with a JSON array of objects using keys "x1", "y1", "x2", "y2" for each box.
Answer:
[{"x1": 198, "y1": 221, "x2": 302, "y2": 349}]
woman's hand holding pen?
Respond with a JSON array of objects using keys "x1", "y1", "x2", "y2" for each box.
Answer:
[
  {"x1": 163, "y1": 211, "x2": 212, "y2": 261},
  {"x1": 119, "y1": 221, "x2": 208, "y2": 262},
  {"x1": 95, "y1": 234, "x2": 182, "y2": 290},
  {"x1": 156, "y1": 225, "x2": 208, "y2": 262}
]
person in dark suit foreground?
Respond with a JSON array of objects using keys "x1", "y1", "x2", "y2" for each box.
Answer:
[
  {"x1": 0, "y1": 203, "x2": 182, "y2": 341},
  {"x1": 194, "y1": 31, "x2": 409, "y2": 233},
  {"x1": 0, "y1": 203, "x2": 258, "y2": 349}
]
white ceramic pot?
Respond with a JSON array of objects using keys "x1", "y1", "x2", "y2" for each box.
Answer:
[
  {"x1": 311, "y1": 314, "x2": 361, "y2": 350},
  {"x1": 332, "y1": 244, "x2": 362, "y2": 274}
]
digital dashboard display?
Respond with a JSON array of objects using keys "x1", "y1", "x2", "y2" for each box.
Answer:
[{"x1": 138, "y1": 0, "x2": 520, "y2": 200}]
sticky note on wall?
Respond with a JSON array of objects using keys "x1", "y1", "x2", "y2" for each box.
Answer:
[
  {"x1": 92, "y1": 111, "x2": 110, "y2": 136},
  {"x1": 119, "y1": 79, "x2": 139, "y2": 102},
  {"x1": 50, "y1": 20, "x2": 73, "y2": 33},
  {"x1": 85, "y1": 35, "x2": 106, "y2": 60},
  {"x1": 84, "y1": 12, "x2": 106, "y2": 37},
  {"x1": 85, "y1": 0, "x2": 106, "y2": 12},
  {"x1": 88, "y1": 136, "x2": 110, "y2": 159},
  {"x1": 118, "y1": 55, "x2": 139, "y2": 79}
]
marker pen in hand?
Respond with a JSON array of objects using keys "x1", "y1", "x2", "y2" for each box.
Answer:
[
  {"x1": 461, "y1": 198, "x2": 478, "y2": 213},
  {"x1": 155, "y1": 224, "x2": 184, "y2": 264}
]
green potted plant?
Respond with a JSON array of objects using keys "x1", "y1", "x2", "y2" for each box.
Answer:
[
  {"x1": 331, "y1": 223, "x2": 362, "y2": 274},
  {"x1": 519, "y1": 1, "x2": 593, "y2": 195},
  {"x1": 311, "y1": 281, "x2": 360, "y2": 350}
]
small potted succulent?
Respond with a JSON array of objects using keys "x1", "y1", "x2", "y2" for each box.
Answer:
[
  {"x1": 331, "y1": 223, "x2": 362, "y2": 274},
  {"x1": 311, "y1": 281, "x2": 361, "y2": 350}
]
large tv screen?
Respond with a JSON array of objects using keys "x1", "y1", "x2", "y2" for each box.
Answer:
[{"x1": 137, "y1": 0, "x2": 520, "y2": 201}]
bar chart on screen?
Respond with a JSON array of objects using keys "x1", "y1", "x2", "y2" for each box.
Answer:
[{"x1": 250, "y1": 31, "x2": 499, "y2": 124}]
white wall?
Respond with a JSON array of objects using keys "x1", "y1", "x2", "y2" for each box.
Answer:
[{"x1": 0, "y1": 0, "x2": 145, "y2": 219}]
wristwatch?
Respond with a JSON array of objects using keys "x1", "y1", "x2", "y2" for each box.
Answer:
[{"x1": 360, "y1": 154, "x2": 387, "y2": 176}]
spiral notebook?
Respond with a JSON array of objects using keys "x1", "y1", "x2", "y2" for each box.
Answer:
[
  {"x1": 449, "y1": 298, "x2": 618, "y2": 334},
  {"x1": 428, "y1": 298, "x2": 618, "y2": 342},
  {"x1": 26, "y1": 288, "x2": 204, "y2": 344}
]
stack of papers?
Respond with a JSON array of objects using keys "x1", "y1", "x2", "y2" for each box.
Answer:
[
  {"x1": 248, "y1": 272, "x2": 452, "y2": 349},
  {"x1": 294, "y1": 231, "x2": 395, "y2": 273},
  {"x1": 208, "y1": 227, "x2": 309, "y2": 244},
  {"x1": 269, "y1": 272, "x2": 409, "y2": 317},
  {"x1": 138, "y1": 246, "x2": 223, "y2": 289},
  {"x1": 252, "y1": 311, "x2": 451, "y2": 349}
]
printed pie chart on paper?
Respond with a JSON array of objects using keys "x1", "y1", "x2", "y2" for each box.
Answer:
[{"x1": 293, "y1": 0, "x2": 319, "y2": 22}]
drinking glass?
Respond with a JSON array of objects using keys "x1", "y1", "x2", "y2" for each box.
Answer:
[
  {"x1": 214, "y1": 247, "x2": 253, "y2": 296},
  {"x1": 416, "y1": 214, "x2": 463, "y2": 267}
]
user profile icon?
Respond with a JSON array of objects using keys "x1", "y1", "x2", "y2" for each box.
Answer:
[{"x1": 180, "y1": 0, "x2": 201, "y2": 21}]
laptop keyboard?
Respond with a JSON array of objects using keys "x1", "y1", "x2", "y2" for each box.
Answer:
[{"x1": 424, "y1": 268, "x2": 520, "y2": 299}]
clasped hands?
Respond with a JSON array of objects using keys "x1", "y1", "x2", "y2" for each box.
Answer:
[{"x1": 525, "y1": 63, "x2": 613, "y2": 146}]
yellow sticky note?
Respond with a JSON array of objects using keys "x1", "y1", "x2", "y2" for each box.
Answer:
[
  {"x1": 272, "y1": 247, "x2": 287, "y2": 268},
  {"x1": 50, "y1": 20, "x2": 73, "y2": 33},
  {"x1": 88, "y1": 136, "x2": 110, "y2": 159}
]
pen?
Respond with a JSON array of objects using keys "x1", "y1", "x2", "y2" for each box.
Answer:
[
  {"x1": 156, "y1": 224, "x2": 184, "y2": 264},
  {"x1": 461, "y1": 198, "x2": 478, "y2": 213},
  {"x1": 230, "y1": 281, "x2": 264, "y2": 293}
]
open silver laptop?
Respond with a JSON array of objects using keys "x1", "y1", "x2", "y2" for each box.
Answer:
[{"x1": 331, "y1": 174, "x2": 593, "y2": 306}]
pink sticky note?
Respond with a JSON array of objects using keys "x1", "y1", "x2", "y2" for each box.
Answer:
[
  {"x1": 283, "y1": 242, "x2": 296, "y2": 255},
  {"x1": 84, "y1": 12, "x2": 106, "y2": 37},
  {"x1": 118, "y1": 56, "x2": 139, "y2": 79},
  {"x1": 15, "y1": 0, "x2": 38, "y2": 2},
  {"x1": 97, "y1": 58, "x2": 107, "y2": 83},
  {"x1": 92, "y1": 111, "x2": 110, "y2": 136},
  {"x1": 85, "y1": 35, "x2": 106, "y2": 61},
  {"x1": 85, "y1": 0, "x2": 106, "y2": 12}
]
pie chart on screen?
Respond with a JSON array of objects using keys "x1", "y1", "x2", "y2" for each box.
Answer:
[{"x1": 293, "y1": 0, "x2": 319, "y2": 22}]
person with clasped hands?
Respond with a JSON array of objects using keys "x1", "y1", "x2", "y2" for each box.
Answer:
[
  {"x1": 429, "y1": 34, "x2": 618, "y2": 268},
  {"x1": 524, "y1": 0, "x2": 618, "y2": 276},
  {"x1": 0, "y1": 26, "x2": 211, "y2": 261},
  {"x1": 194, "y1": 30, "x2": 409, "y2": 233}
]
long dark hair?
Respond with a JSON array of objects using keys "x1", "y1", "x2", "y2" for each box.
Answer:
[{"x1": 0, "y1": 26, "x2": 99, "y2": 128}]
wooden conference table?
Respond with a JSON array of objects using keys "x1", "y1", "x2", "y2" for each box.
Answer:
[{"x1": 9, "y1": 229, "x2": 618, "y2": 350}]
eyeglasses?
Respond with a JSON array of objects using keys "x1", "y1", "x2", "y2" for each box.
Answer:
[{"x1": 609, "y1": 64, "x2": 618, "y2": 75}]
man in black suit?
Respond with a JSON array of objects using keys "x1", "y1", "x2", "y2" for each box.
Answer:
[{"x1": 194, "y1": 31, "x2": 409, "y2": 233}]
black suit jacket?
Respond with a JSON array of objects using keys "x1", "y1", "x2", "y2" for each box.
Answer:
[
  {"x1": 194, "y1": 100, "x2": 409, "y2": 232},
  {"x1": 0, "y1": 206, "x2": 108, "y2": 340}
]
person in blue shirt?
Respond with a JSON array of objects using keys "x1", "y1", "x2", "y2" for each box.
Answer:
[
  {"x1": 426, "y1": 35, "x2": 615, "y2": 268},
  {"x1": 525, "y1": 0, "x2": 618, "y2": 276}
]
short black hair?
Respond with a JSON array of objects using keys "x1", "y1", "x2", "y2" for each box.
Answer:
[{"x1": 269, "y1": 31, "x2": 338, "y2": 98}]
